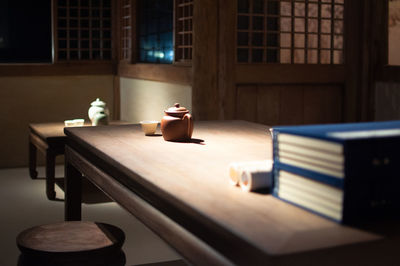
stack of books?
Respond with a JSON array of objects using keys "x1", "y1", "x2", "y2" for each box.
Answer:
[{"x1": 271, "y1": 120, "x2": 400, "y2": 224}]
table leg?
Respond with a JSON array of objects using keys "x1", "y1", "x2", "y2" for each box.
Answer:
[
  {"x1": 65, "y1": 160, "x2": 82, "y2": 221},
  {"x1": 29, "y1": 140, "x2": 38, "y2": 179},
  {"x1": 45, "y1": 151, "x2": 56, "y2": 200}
]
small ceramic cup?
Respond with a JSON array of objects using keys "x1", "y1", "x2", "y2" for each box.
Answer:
[
  {"x1": 140, "y1": 121, "x2": 159, "y2": 135},
  {"x1": 64, "y1": 120, "x2": 75, "y2": 127},
  {"x1": 73, "y1": 119, "x2": 85, "y2": 127},
  {"x1": 64, "y1": 119, "x2": 85, "y2": 127}
]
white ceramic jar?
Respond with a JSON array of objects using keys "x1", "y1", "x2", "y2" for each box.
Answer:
[{"x1": 88, "y1": 98, "x2": 110, "y2": 126}]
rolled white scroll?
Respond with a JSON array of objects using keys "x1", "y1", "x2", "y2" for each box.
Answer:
[
  {"x1": 228, "y1": 160, "x2": 273, "y2": 192},
  {"x1": 239, "y1": 160, "x2": 273, "y2": 192}
]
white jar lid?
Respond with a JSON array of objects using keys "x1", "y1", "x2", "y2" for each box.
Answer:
[{"x1": 90, "y1": 98, "x2": 106, "y2": 107}]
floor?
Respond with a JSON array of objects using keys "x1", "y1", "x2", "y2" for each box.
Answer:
[{"x1": 0, "y1": 166, "x2": 186, "y2": 266}]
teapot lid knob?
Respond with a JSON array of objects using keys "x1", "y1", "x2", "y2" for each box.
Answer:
[{"x1": 165, "y1": 103, "x2": 189, "y2": 114}]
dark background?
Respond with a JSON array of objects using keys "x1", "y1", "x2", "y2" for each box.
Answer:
[{"x1": 0, "y1": 0, "x2": 52, "y2": 63}]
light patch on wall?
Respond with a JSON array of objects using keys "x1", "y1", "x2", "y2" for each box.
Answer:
[
  {"x1": 0, "y1": 75, "x2": 114, "y2": 168},
  {"x1": 120, "y1": 78, "x2": 192, "y2": 123},
  {"x1": 389, "y1": 0, "x2": 400, "y2": 65}
]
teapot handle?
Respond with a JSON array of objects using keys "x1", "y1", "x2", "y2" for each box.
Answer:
[{"x1": 183, "y1": 113, "x2": 193, "y2": 139}]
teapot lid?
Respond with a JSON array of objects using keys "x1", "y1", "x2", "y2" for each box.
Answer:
[
  {"x1": 91, "y1": 98, "x2": 106, "y2": 107},
  {"x1": 165, "y1": 103, "x2": 189, "y2": 114}
]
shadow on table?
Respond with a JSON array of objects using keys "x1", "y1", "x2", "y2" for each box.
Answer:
[{"x1": 168, "y1": 138, "x2": 205, "y2": 145}]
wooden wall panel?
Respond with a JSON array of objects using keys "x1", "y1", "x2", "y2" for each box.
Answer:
[
  {"x1": 257, "y1": 86, "x2": 280, "y2": 126},
  {"x1": 192, "y1": 0, "x2": 219, "y2": 120},
  {"x1": 118, "y1": 63, "x2": 191, "y2": 85},
  {"x1": 303, "y1": 85, "x2": 343, "y2": 124},
  {"x1": 279, "y1": 86, "x2": 304, "y2": 125},
  {"x1": 236, "y1": 65, "x2": 345, "y2": 84},
  {"x1": 236, "y1": 84, "x2": 343, "y2": 126},
  {"x1": 236, "y1": 85, "x2": 258, "y2": 122},
  {"x1": 218, "y1": 0, "x2": 236, "y2": 120}
]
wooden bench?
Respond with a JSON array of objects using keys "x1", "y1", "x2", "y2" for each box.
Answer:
[
  {"x1": 29, "y1": 121, "x2": 127, "y2": 200},
  {"x1": 29, "y1": 123, "x2": 66, "y2": 200}
]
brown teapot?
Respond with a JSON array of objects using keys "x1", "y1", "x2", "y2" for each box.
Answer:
[{"x1": 161, "y1": 103, "x2": 193, "y2": 141}]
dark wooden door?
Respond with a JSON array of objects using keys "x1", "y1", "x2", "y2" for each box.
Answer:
[{"x1": 192, "y1": 0, "x2": 381, "y2": 126}]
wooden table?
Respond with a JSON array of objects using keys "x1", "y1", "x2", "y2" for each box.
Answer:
[{"x1": 64, "y1": 121, "x2": 400, "y2": 265}]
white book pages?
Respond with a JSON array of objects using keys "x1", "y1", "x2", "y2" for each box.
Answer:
[
  {"x1": 280, "y1": 156, "x2": 344, "y2": 178},
  {"x1": 279, "y1": 171, "x2": 343, "y2": 205},
  {"x1": 278, "y1": 133, "x2": 343, "y2": 154},
  {"x1": 278, "y1": 142, "x2": 344, "y2": 164},
  {"x1": 278, "y1": 187, "x2": 343, "y2": 221},
  {"x1": 279, "y1": 150, "x2": 343, "y2": 172},
  {"x1": 278, "y1": 184, "x2": 342, "y2": 215},
  {"x1": 277, "y1": 170, "x2": 344, "y2": 221}
]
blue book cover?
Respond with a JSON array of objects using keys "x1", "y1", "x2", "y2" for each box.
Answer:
[
  {"x1": 271, "y1": 120, "x2": 400, "y2": 180},
  {"x1": 271, "y1": 120, "x2": 400, "y2": 224},
  {"x1": 272, "y1": 120, "x2": 400, "y2": 143}
]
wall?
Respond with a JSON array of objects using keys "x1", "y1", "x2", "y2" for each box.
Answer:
[
  {"x1": 120, "y1": 77, "x2": 192, "y2": 123},
  {"x1": 236, "y1": 84, "x2": 343, "y2": 126},
  {"x1": 374, "y1": 82, "x2": 400, "y2": 121},
  {"x1": 0, "y1": 75, "x2": 114, "y2": 168}
]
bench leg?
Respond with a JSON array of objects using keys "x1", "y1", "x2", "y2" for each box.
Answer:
[
  {"x1": 46, "y1": 151, "x2": 56, "y2": 200},
  {"x1": 29, "y1": 141, "x2": 38, "y2": 179}
]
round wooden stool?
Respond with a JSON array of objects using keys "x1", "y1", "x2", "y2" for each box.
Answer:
[{"x1": 16, "y1": 221, "x2": 125, "y2": 266}]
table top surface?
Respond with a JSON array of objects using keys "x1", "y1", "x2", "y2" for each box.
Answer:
[
  {"x1": 29, "y1": 121, "x2": 127, "y2": 141},
  {"x1": 64, "y1": 120, "x2": 386, "y2": 262},
  {"x1": 30, "y1": 122, "x2": 69, "y2": 140}
]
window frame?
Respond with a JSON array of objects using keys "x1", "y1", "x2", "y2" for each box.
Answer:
[
  {"x1": 378, "y1": 0, "x2": 400, "y2": 82},
  {"x1": 235, "y1": 0, "x2": 345, "y2": 65},
  {"x1": 116, "y1": 0, "x2": 192, "y2": 85},
  {"x1": 54, "y1": 0, "x2": 114, "y2": 62},
  {"x1": 0, "y1": 0, "x2": 116, "y2": 76}
]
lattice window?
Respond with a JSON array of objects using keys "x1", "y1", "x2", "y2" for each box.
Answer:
[
  {"x1": 137, "y1": 0, "x2": 174, "y2": 63},
  {"x1": 236, "y1": 0, "x2": 345, "y2": 64},
  {"x1": 55, "y1": 0, "x2": 113, "y2": 61},
  {"x1": 120, "y1": 0, "x2": 133, "y2": 61},
  {"x1": 175, "y1": 0, "x2": 193, "y2": 63}
]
